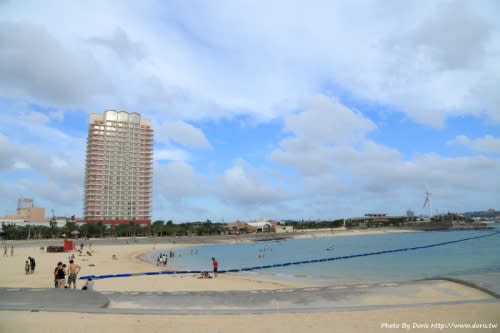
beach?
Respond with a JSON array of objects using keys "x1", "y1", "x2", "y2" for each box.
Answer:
[{"x1": 1, "y1": 229, "x2": 499, "y2": 332}]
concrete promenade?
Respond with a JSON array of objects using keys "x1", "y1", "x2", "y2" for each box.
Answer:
[{"x1": 1, "y1": 277, "x2": 498, "y2": 315}]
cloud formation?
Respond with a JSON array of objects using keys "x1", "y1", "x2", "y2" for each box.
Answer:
[
  {"x1": 88, "y1": 28, "x2": 146, "y2": 62},
  {"x1": 448, "y1": 135, "x2": 500, "y2": 154},
  {"x1": 0, "y1": 21, "x2": 108, "y2": 106},
  {"x1": 0, "y1": 1, "x2": 499, "y2": 221},
  {"x1": 157, "y1": 121, "x2": 212, "y2": 149},
  {"x1": 217, "y1": 159, "x2": 290, "y2": 207}
]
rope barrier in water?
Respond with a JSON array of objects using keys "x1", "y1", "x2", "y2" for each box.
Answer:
[{"x1": 80, "y1": 230, "x2": 499, "y2": 280}]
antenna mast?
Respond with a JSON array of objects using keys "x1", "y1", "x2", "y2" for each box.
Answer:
[{"x1": 423, "y1": 191, "x2": 432, "y2": 219}]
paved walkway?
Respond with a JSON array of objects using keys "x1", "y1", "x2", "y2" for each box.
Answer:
[
  {"x1": 435, "y1": 273, "x2": 500, "y2": 298},
  {"x1": 0, "y1": 287, "x2": 109, "y2": 312},
  {"x1": 1, "y1": 278, "x2": 498, "y2": 315}
]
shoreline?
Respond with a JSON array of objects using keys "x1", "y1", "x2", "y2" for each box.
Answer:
[
  {"x1": 116, "y1": 227, "x2": 422, "y2": 287},
  {"x1": 2, "y1": 227, "x2": 495, "y2": 290},
  {"x1": 1, "y1": 226, "x2": 420, "y2": 248}
]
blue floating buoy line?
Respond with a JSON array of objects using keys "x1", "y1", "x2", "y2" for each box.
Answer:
[{"x1": 80, "y1": 230, "x2": 499, "y2": 281}]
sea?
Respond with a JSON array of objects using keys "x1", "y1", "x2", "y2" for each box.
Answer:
[{"x1": 145, "y1": 224, "x2": 500, "y2": 285}]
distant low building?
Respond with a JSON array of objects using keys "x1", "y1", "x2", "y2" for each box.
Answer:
[
  {"x1": 247, "y1": 221, "x2": 273, "y2": 232},
  {"x1": 225, "y1": 219, "x2": 293, "y2": 234},
  {"x1": 17, "y1": 207, "x2": 45, "y2": 222},
  {"x1": 0, "y1": 218, "x2": 51, "y2": 227},
  {"x1": 274, "y1": 225, "x2": 294, "y2": 233},
  {"x1": 225, "y1": 221, "x2": 256, "y2": 234},
  {"x1": 0, "y1": 197, "x2": 46, "y2": 223}
]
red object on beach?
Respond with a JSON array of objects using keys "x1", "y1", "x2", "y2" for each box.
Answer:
[{"x1": 64, "y1": 239, "x2": 75, "y2": 252}]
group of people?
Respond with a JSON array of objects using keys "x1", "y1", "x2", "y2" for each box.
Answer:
[
  {"x1": 53, "y1": 259, "x2": 82, "y2": 289},
  {"x1": 24, "y1": 256, "x2": 36, "y2": 274},
  {"x1": 3, "y1": 245, "x2": 14, "y2": 256},
  {"x1": 156, "y1": 253, "x2": 168, "y2": 266},
  {"x1": 198, "y1": 271, "x2": 212, "y2": 279},
  {"x1": 196, "y1": 257, "x2": 219, "y2": 279}
]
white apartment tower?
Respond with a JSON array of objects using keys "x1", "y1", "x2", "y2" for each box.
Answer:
[{"x1": 84, "y1": 110, "x2": 153, "y2": 225}]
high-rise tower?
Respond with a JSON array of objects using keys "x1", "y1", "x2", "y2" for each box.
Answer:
[{"x1": 84, "y1": 110, "x2": 153, "y2": 225}]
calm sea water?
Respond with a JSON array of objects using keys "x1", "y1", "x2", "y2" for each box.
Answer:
[{"x1": 146, "y1": 224, "x2": 500, "y2": 285}]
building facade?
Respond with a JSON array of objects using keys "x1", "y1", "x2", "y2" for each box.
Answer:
[
  {"x1": 0, "y1": 197, "x2": 46, "y2": 223},
  {"x1": 83, "y1": 110, "x2": 153, "y2": 225},
  {"x1": 16, "y1": 207, "x2": 45, "y2": 221},
  {"x1": 17, "y1": 197, "x2": 34, "y2": 209}
]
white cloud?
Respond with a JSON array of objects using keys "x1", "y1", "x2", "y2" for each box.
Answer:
[
  {"x1": 411, "y1": 1, "x2": 493, "y2": 71},
  {"x1": 154, "y1": 149, "x2": 190, "y2": 162},
  {"x1": 0, "y1": 21, "x2": 109, "y2": 106},
  {"x1": 270, "y1": 95, "x2": 500, "y2": 216},
  {"x1": 271, "y1": 95, "x2": 377, "y2": 175},
  {"x1": 156, "y1": 121, "x2": 212, "y2": 149},
  {"x1": 154, "y1": 161, "x2": 206, "y2": 201},
  {"x1": 2, "y1": 1, "x2": 499, "y2": 126},
  {"x1": 21, "y1": 111, "x2": 50, "y2": 124},
  {"x1": 87, "y1": 28, "x2": 146, "y2": 62},
  {"x1": 217, "y1": 159, "x2": 290, "y2": 206},
  {"x1": 287, "y1": 95, "x2": 376, "y2": 144},
  {"x1": 0, "y1": 135, "x2": 18, "y2": 170},
  {"x1": 163, "y1": 1, "x2": 500, "y2": 126},
  {"x1": 18, "y1": 179, "x2": 82, "y2": 209},
  {"x1": 49, "y1": 110, "x2": 65, "y2": 122},
  {"x1": 448, "y1": 135, "x2": 500, "y2": 154},
  {"x1": 0, "y1": 132, "x2": 84, "y2": 215},
  {"x1": 1, "y1": 1, "x2": 499, "y2": 220}
]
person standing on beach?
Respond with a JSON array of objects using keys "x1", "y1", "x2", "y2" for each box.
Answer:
[
  {"x1": 3, "y1": 245, "x2": 7, "y2": 256},
  {"x1": 10, "y1": 245, "x2": 14, "y2": 256},
  {"x1": 67, "y1": 260, "x2": 81, "y2": 289},
  {"x1": 212, "y1": 257, "x2": 219, "y2": 278},
  {"x1": 54, "y1": 262, "x2": 66, "y2": 288},
  {"x1": 28, "y1": 256, "x2": 36, "y2": 274}
]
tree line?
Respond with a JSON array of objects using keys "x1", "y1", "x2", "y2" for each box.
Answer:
[
  {"x1": 2, "y1": 214, "x2": 473, "y2": 240},
  {"x1": 0, "y1": 220, "x2": 227, "y2": 240}
]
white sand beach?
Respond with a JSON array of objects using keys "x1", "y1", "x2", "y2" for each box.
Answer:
[{"x1": 0, "y1": 229, "x2": 498, "y2": 332}]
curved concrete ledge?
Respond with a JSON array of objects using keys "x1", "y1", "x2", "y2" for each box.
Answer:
[
  {"x1": 428, "y1": 276, "x2": 500, "y2": 299},
  {"x1": 0, "y1": 288, "x2": 110, "y2": 312},
  {"x1": 2, "y1": 279, "x2": 498, "y2": 315}
]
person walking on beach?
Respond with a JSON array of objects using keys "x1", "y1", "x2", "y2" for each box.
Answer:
[
  {"x1": 212, "y1": 257, "x2": 219, "y2": 278},
  {"x1": 10, "y1": 245, "x2": 14, "y2": 256},
  {"x1": 3, "y1": 245, "x2": 7, "y2": 256},
  {"x1": 67, "y1": 260, "x2": 81, "y2": 289}
]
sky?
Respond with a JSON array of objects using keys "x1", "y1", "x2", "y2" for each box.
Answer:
[{"x1": 1, "y1": 0, "x2": 499, "y2": 223}]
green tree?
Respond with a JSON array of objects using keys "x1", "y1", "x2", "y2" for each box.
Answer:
[
  {"x1": 63, "y1": 221, "x2": 79, "y2": 238},
  {"x1": 151, "y1": 220, "x2": 165, "y2": 236},
  {"x1": 79, "y1": 222, "x2": 106, "y2": 238},
  {"x1": 49, "y1": 217, "x2": 58, "y2": 238},
  {"x1": 1, "y1": 223, "x2": 28, "y2": 239}
]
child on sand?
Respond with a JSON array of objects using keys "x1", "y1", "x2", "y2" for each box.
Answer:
[
  {"x1": 82, "y1": 278, "x2": 95, "y2": 291},
  {"x1": 24, "y1": 260, "x2": 30, "y2": 274}
]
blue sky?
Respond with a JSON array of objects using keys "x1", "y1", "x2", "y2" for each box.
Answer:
[{"x1": 1, "y1": 0, "x2": 499, "y2": 222}]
